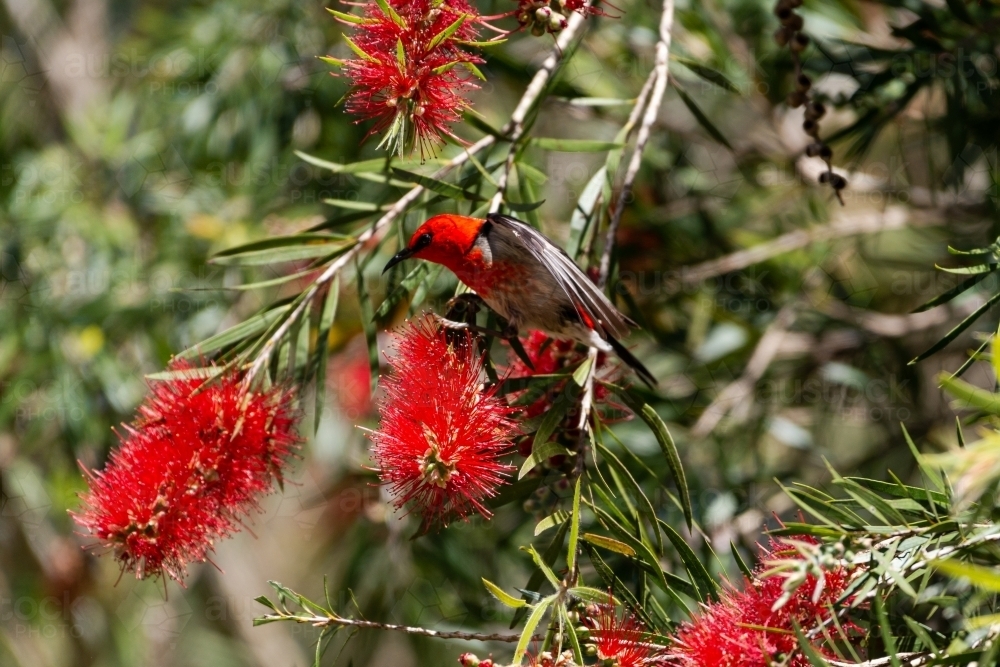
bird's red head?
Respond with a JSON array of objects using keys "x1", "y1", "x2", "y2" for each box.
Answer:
[{"x1": 383, "y1": 214, "x2": 486, "y2": 274}]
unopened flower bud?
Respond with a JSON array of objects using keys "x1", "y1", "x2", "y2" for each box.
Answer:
[
  {"x1": 805, "y1": 101, "x2": 826, "y2": 120},
  {"x1": 795, "y1": 73, "x2": 812, "y2": 92},
  {"x1": 786, "y1": 91, "x2": 807, "y2": 108},
  {"x1": 805, "y1": 142, "x2": 823, "y2": 157},
  {"x1": 783, "y1": 13, "x2": 803, "y2": 31},
  {"x1": 791, "y1": 32, "x2": 810, "y2": 52}
]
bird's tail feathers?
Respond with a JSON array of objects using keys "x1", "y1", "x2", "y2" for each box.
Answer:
[{"x1": 606, "y1": 336, "x2": 656, "y2": 388}]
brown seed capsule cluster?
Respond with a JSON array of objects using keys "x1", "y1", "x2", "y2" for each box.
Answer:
[
  {"x1": 516, "y1": 0, "x2": 572, "y2": 35},
  {"x1": 773, "y1": 0, "x2": 846, "y2": 205}
]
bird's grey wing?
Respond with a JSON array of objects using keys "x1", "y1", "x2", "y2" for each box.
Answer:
[{"x1": 485, "y1": 213, "x2": 633, "y2": 338}]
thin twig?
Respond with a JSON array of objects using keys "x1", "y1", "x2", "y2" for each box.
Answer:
[
  {"x1": 690, "y1": 303, "x2": 796, "y2": 438},
  {"x1": 261, "y1": 612, "x2": 540, "y2": 643},
  {"x1": 597, "y1": 0, "x2": 675, "y2": 289},
  {"x1": 489, "y1": 10, "x2": 590, "y2": 214},
  {"x1": 576, "y1": 0, "x2": 675, "y2": 456}
]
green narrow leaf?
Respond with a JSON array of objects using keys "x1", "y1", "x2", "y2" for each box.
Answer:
[
  {"x1": 395, "y1": 38, "x2": 406, "y2": 69},
  {"x1": 313, "y1": 276, "x2": 340, "y2": 433},
  {"x1": 581, "y1": 533, "x2": 635, "y2": 557},
  {"x1": 939, "y1": 373, "x2": 1000, "y2": 414},
  {"x1": 623, "y1": 395, "x2": 693, "y2": 529},
  {"x1": 561, "y1": 606, "x2": 584, "y2": 665},
  {"x1": 933, "y1": 559, "x2": 1000, "y2": 592},
  {"x1": 535, "y1": 510, "x2": 570, "y2": 536},
  {"x1": 391, "y1": 168, "x2": 486, "y2": 201},
  {"x1": 567, "y1": 167, "x2": 605, "y2": 259},
  {"x1": 323, "y1": 198, "x2": 385, "y2": 212},
  {"x1": 902, "y1": 615, "x2": 940, "y2": 654},
  {"x1": 521, "y1": 545, "x2": 561, "y2": 589},
  {"x1": 325, "y1": 8, "x2": 366, "y2": 24},
  {"x1": 731, "y1": 541, "x2": 753, "y2": 579},
  {"x1": 791, "y1": 620, "x2": 832, "y2": 667},
  {"x1": 530, "y1": 138, "x2": 624, "y2": 152},
  {"x1": 873, "y1": 595, "x2": 902, "y2": 667},
  {"x1": 317, "y1": 55, "x2": 344, "y2": 67},
  {"x1": 374, "y1": 0, "x2": 406, "y2": 27},
  {"x1": 672, "y1": 55, "x2": 740, "y2": 93},
  {"x1": 596, "y1": 440, "x2": 663, "y2": 555},
  {"x1": 463, "y1": 61, "x2": 486, "y2": 81},
  {"x1": 901, "y1": 424, "x2": 945, "y2": 492},
  {"x1": 177, "y1": 306, "x2": 291, "y2": 360},
  {"x1": 673, "y1": 83, "x2": 733, "y2": 150},
  {"x1": 428, "y1": 14, "x2": 467, "y2": 50},
  {"x1": 506, "y1": 198, "x2": 546, "y2": 213},
  {"x1": 482, "y1": 578, "x2": 528, "y2": 608},
  {"x1": 376, "y1": 263, "x2": 428, "y2": 319},
  {"x1": 513, "y1": 597, "x2": 554, "y2": 665},
  {"x1": 662, "y1": 522, "x2": 719, "y2": 600},
  {"x1": 254, "y1": 595, "x2": 277, "y2": 611},
  {"x1": 910, "y1": 288, "x2": 1000, "y2": 363},
  {"x1": 356, "y1": 258, "x2": 379, "y2": 395},
  {"x1": 519, "y1": 442, "x2": 572, "y2": 480},
  {"x1": 342, "y1": 35, "x2": 378, "y2": 62},
  {"x1": 511, "y1": 522, "x2": 568, "y2": 628},
  {"x1": 567, "y1": 477, "x2": 582, "y2": 572}
]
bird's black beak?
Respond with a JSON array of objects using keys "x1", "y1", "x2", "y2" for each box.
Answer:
[{"x1": 382, "y1": 247, "x2": 414, "y2": 274}]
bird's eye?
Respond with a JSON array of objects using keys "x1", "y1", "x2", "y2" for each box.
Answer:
[{"x1": 414, "y1": 232, "x2": 432, "y2": 250}]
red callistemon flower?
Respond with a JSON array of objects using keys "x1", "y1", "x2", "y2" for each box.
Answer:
[
  {"x1": 507, "y1": 330, "x2": 619, "y2": 420},
  {"x1": 333, "y1": 0, "x2": 486, "y2": 158},
  {"x1": 669, "y1": 536, "x2": 857, "y2": 667},
  {"x1": 73, "y1": 361, "x2": 299, "y2": 582},
  {"x1": 585, "y1": 594, "x2": 659, "y2": 667},
  {"x1": 368, "y1": 316, "x2": 516, "y2": 528}
]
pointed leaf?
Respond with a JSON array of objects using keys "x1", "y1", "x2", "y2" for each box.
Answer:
[{"x1": 482, "y1": 578, "x2": 528, "y2": 608}]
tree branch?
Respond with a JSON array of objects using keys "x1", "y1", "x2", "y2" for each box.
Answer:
[
  {"x1": 258, "y1": 611, "x2": 539, "y2": 643},
  {"x1": 489, "y1": 10, "x2": 590, "y2": 214},
  {"x1": 597, "y1": 0, "x2": 675, "y2": 288}
]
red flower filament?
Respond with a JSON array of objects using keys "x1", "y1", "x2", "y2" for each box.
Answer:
[
  {"x1": 334, "y1": 0, "x2": 487, "y2": 157},
  {"x1": 73, "y1": 363, "x2": 300, "y2": 582},
  {"x1": 585, "y1": 595, "x2": 659, "y2": 667},
  {"x1": 369, "y1": 316, "x2": 516, "y2": 528},
  {"x1": 669, "y1": 537, "x2": 857, "y2": 667}
]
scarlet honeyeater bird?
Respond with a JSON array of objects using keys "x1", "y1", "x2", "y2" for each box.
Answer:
[{"x1": 383, "y1": 213, "x2": 656, "y2": 386}]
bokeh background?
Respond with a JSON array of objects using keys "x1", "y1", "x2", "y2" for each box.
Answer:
[{"x1": 1, "y1": 0, "x2": 998, "y2": 665}]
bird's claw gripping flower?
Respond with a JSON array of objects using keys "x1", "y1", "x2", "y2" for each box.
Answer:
[
  {"x1": 73, "y1": 361, "x2": 300, "y2": 583},
  {"x1": 368, "y1": 315, "x2": 517, "y2": 529}
]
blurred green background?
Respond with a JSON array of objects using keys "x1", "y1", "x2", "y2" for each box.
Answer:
[{"x1": 1, "y1": 0, "x2": 997, "y2": 665}]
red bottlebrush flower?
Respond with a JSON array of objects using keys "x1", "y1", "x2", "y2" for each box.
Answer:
[
  {"x1": 507, "y1": 330, "x2": 619, "y2": 420},
  {"x1": 669, "y1": 536, "x2": 857, "y2": 667},
  {"x1": 333, "y1": 0, "x2": 486, "y2": 158},
  {"x1": 585, "y1": 594, "x2": 659, "y2": 667},
  {"x1": 73, "y1": 362, "x2": 300, "y2": 582},
  {"x1": 369, "y1": 316, "x2": 516, "y2": 528}
]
